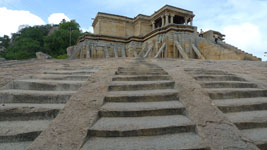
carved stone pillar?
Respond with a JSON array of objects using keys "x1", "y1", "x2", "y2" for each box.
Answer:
[
  {"x1": 184, "y1": 17, "x2": 189, "y2": 25},
  {"x1": 170, "y1": 14, "x2": 174, "y2": 24},
  {"x1": 190, "y1": 18, "x2": 193, "y2": 26},
  {"x1": 161, "y1": 16, "x2": 164, "y2": 27},
  {"x1": 165, "y1": 13, "x2": 169, "y2": 26},
  {"x1": 152, "y1": 21, "x2": 155, "y2": 30}
]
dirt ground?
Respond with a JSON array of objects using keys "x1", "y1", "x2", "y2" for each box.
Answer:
[{"x1": 1, "y1": 58, "x2": 267, "y2": 150}]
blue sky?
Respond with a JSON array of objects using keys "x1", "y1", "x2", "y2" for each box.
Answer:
[{"x1": 0, "y1": 0, "x2": 267, "y2": 60}]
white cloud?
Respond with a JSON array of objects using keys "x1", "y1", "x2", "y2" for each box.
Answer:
[
  {"x1": 0, "y1": 7, "x2": 45, "y2": 36},
  {"x1": 81, "y1": 26, "x2": 94, "y2": 33},
  {"x1": 48, "y1": 13, "x2": 70, "y2": 24}
]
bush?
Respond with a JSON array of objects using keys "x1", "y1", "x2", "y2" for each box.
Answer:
[{"x1": 56, "y1": 54, "x2": 68, "y2": 59}]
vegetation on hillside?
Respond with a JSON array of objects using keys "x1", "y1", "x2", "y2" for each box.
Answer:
[{"x1": 0, "y1": 20, "x2": 82, "y2": 60}]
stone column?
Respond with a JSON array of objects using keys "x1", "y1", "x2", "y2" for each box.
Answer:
[
  {"x1": 113, "y1": 46, "x2": 118, "y2": 58},
  {"x1": 184, "y1": 17, "x2": 188, "y2": 25},
  {"x1": 86, "y1": 45, "x2": 90, "y2": 58},
  {"x1": 165, "y1": 13, "x2": 169, "y2": 26},
  {"x1": 190, "y1": 18, "x2": 193, "y2": 26},
  {"x1": 152, "y1": 21, "x2": 155, "y2": 30},
  {"x1": 170, "y1": 14, "x2": 174, "y2": 24},
  {"x1": 104, "y1": 46, "x2": 109, "y2": 58},
  {"x1": 161, "y1": 16, "x2": 164, "y2": 27}
]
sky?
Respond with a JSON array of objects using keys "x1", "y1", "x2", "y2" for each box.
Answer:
[{"x1": 0, "y1": 0, "x2": 266, "y2": 60}]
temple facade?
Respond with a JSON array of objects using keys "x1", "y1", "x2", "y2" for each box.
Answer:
[{"x1": 67, "y1": 5, "x2": 261, "y2": 61}]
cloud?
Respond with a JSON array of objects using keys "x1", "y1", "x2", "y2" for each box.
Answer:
[
  {"x1": 48, "y1": 13, "x2": 70, "y2": 24},
  {"x1": 81, "y1": 26, "x2": 94, "y2": 33},
  {"x1": 0, "y1": 7, "x2": 45, "y2": 36}
]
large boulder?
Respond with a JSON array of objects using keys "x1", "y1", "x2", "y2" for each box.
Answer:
[
  {"x1": 0, "y1": 57, "x2": 5, "y2": 61},
  {"x1": 36, "y1": 52, "x2": 52, "y2": 60}
]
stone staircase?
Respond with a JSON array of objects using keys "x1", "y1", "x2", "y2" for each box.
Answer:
[
  {"x1": 0, "y1": 66, "x2": 98, "y2": 149},
  {"x1": 185, "y1": 68, "x2": 267, "y2": 150},
  {"x1": 82, "y1": 60, "x2": 209, "y2": 150}
]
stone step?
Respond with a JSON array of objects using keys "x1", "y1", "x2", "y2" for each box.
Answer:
[
  {"x1": 0, "y1": 120, "x2": 51, "y2": 142},
  {"x1": 100, "y1": 101, "x2": 185, "y2": 117},
  {"x1": 206, "y1": 88, "x2": 267, "y2": 100},
  {"x1": 226, "y1": 110, "x2": 267, "y2": 130},
  {"x1": 0, "y1": 141, "x2": 32, "y2": 150},
  {"x1": 115, "y1": 71, "x2": 168, "y2": 75},
  {"x1": 0, "y1": 90, "x2": 75, "y2": 104},
  {"x1": 199, "y1": 81, "x2": 258, "y2": 88},
  {"x1": 242, "y1": 128, "x2": 267, "y2": 149},
  {"x1": 118, "y1": 67, "x2": 164, "y2": 72},
  {"x1": 112, "y1": 75, "x2": 171, "y2": 81},
  {"x1": 89, "y1": 115, "x2": 195, "y2": 137},
  {"x1": 0, "y1": 103, "x2": 64, "y2": 121},
  {"x1": 82, "y1": 132, "x2": 208, "y2": 150},
  {"x1": 29, "y1": 74, "x2": 90, "y2": 81},
  {"x1": 109, "y1": 80, "x2": 175, "y2": 91},
  {"x1": 43, "y1": 70, "x2": 95, "y2": 75},
  {"x1": 12, "y1": 79, "x2": 85, "y2": 91},
  {"x1": 193, "y1": 75, "x2": 246, "y2": 81},
  {"x1": 54, "y1": 67, "x2": 98, "y2": 71},
  {"x1": 104, "y1": 89, "x2": 178, "y2": 103},
  {"x1": 214, "y1": 97, "x2": 267, "y2": 113},
  {"x1": 185, "y1": 69, "x2": 231, "y2": 75}
]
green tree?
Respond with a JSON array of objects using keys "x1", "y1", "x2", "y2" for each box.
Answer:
[
  {"x1": 2, "y1": 25, "x2": 52, "y2": 60},
  {"x1": 44, "y1": 20, "x2": 82, "y2": 57},
  {"x1": 0, "y1": 35, "x2": 10, "y2": 48}
]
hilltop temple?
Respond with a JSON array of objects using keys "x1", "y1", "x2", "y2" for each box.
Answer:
[{"x1": 67, "y1": 5, "x2": 261, "y2": 61}]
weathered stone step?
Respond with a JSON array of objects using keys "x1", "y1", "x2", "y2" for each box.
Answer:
[
  {"x1": 109, "y1": 80, "x2": 174, "y2": 91},
  {"x1": 82, "y1": 132, "x2": 208, "y2": 150},
  {"x1": 214, "y1": 97, "x2": 267, "y2": 113},
  {"x1": 0, "y1": 141, "x2": 32, "y2": 150},
  {"x1": 12, "y1": 79, "x2": 84, "y2": 91},
  {"x1": 29, "y1": 74, "x2": 90, "y2": 81},
  {"x1": 0, "y1": 104, "x2": 64, "y2": 121},
  {"x1": 0, "y1": 90, "x2": 75, "y2": 104},
  {"x1": 54, "y1": 67, "x2": 98, "y2": 71},
  {"x1": 0, "y1": 120, "x2": 51, "y2": 142},
  {"x1": 89, "y1": 115, "x2": 195, "y2": 137},
  {"x1": 100, "y1": 101, "x2": 185, "y2": 117},
  {"x1": 112, "y1": 75, "x2": 171, "y2": 81},
  {"x1": 115, "y1": 71, "x2": 168, "y2": 75},
  {"x1": 105, "y1": 89, "x2": 178, "y2": 102},
  {"x1": 199, "y1": 81, "x2": 258, "y2": 88},
  {"x1": 118, "y1": 67, "x2": 164, "y2": 72},
  {"x1": 194, "y1": 75, "x2": 246, "y2": 81},
  {"x1": 226, "y1": 110, "x2": 267, "y2": 130},
  {"x1": 185, "y1": 69, "x2": 231, "y2": 75},
  {"x1": 43, "y1": 70, "x2": 95, "y2": 75},
  {"x1": 206, "y1": 88, "x2": 267, "y2": 99},
  {"x1": 242, "y1": 128, "x2": 267, "y2": 149}
]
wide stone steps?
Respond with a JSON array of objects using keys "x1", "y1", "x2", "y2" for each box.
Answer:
[
  {"x1": 89, "y1": 115, "x2": 195, "y2": 137},
  {"x1": 100, "y1": 101, "x2": 185, "y2": 117},
  {"x1": 226, "y1": 110, "x2": 267, "y2": 130},
  {"x1": 0, "y1": 120, "x2": 51, "y2": 142},
  {"x1": 199, "y1": 81, "x2": 258, "y2": 88},
  {"x1": 0, "y1": 90, "x2": 75, "y2": 103},
  {"x1": 29, "y1": 74, "x2": 90, "y2": 81},
  {"x1": 0, "y1": 66, "x2": 98, "y2": 148},
  {"x1": 104, "y1": 89, "x2": 178, "y2": 102},
  {"x1": 185, "y1": 69, "x2": 232, "y2": 75},
  {"x1": 0, "y1": 104, "x2": 64, "y2": 121},
  {"x1": 186, "y1": 68, "x2": 267, "y2": 149},
  {"x1": 112, "y1": 75, "x2": 171, "y2": 81},
  {"x1": 82, "y1": 62, "x2": 208, "y2": 150},
  {"x1": 109, "y1": 80, "x2": 175, "y2": 91},
  {"x1": 194, "y1": 75, "x2": 246, "y2": 81},
  {"x1": 12, "y1": 79, "x2": 85, "y2": 91},
  {"x1": 207, "y1": 88, "x2": 267, "y2": 99},
  {"x1": 214, "y1": 97, "x2": 267, "y2": 113},
  {"x1": 82, "y1": 132, "x2": 208, "y2": 150}
]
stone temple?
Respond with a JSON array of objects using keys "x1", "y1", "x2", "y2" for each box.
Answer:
[{"x1": 68, "y1": 5, "x2": 260, "y2": 61}]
